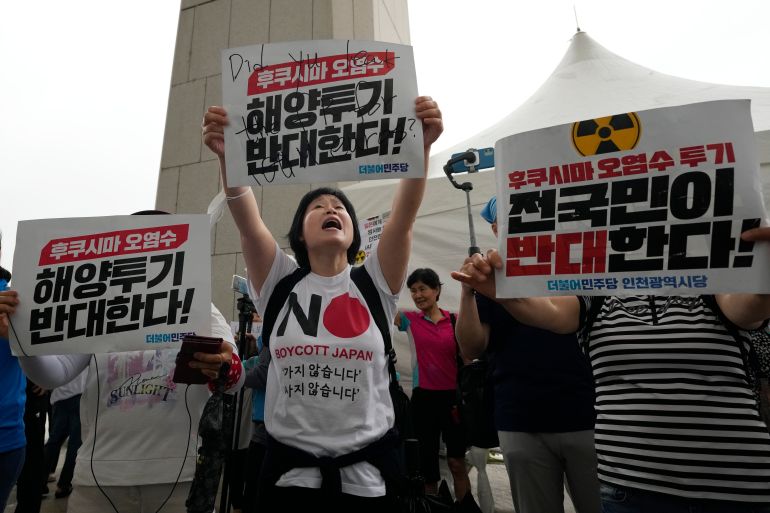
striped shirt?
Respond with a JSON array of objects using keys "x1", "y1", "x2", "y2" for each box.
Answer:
[{"x1": 579, "y1": 295, "x2": 770, "y2": 502}]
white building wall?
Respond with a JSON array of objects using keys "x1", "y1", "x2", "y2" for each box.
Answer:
[
  {"x1": 758, "y1": 131, "x2": 770, "y2": 207},
  {"x1": 155, "y1": 0, "x2": 411, "y2": 321}
]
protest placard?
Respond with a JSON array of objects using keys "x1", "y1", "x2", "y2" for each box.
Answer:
[
  {"x1": 9, "y1": 215, "x2": 211, "y2": 355},
  {"x1": 494, "y1": 100, "x2": 770, "y2": 297},
  {"x1": 222, "y1": 39, "x2": 424, "y2": 186},
  {"x1": 354, "y1": 210, "x2": 390, "y2": 265}
]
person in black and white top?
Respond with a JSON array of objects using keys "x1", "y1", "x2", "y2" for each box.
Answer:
[
  {"x1": 201, "y1": 96, "x2": 443, "y2": 513},
  {"x1": 452, "y1": 226, "x2": 770, "y2": 513}
]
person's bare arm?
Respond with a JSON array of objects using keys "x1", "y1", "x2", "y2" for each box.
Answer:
[
  {"x1": 716, "y1": 294, "x2": 770, "y2": 330},
  {"x1": 393, "y1": 312, "x2": 404, "y2": 330},
  {"x1": 455, "y1": 285, "x2": 490, "y2": 360},
  {"x1": 202, "y1": 106, "x2": 276, "y2": 295},
  {"x1": 451, "y1": 250, "x2": 580, "y2": 334},
  {"x1": 0, "y1": 290, "x2": 17, "y2": 340},
  {"x1": 498, "y1": 296, "x2": 580, "y2": 334},
  {"x1": 377, "y1": 97, "x2": 443, "y2": 293}
]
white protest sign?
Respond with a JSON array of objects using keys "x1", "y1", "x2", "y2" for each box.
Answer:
[
  {"x1": 494, "y1": 100, "x2": 770, "y2": 297},
  {"x1": 222, "y1": 39, "x2": 424, "y2": 186},
  {"x1": 355, "y1": 211, "x2": 390, "y2": 265},
  {"x1": 9, "y1": 215, "x2": 211, "y2": 355}
]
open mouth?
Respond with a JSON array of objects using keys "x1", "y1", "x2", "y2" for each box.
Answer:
[{"x1": 322, "y1": 218, "x2": 342, "y2": 230}]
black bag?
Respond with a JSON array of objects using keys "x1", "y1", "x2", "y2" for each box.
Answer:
[
  {"x1": 457, "y1": 358, "x2": 498, "y2": 448},
  {"x1": 398, "y1": 439, "x2": 452, "y2": 513},
  {"x1": 448, "y1": 314, "x2": 498, "y2": 449},
  {"x1": 389, "y1": 379, "x2": 414, "y2": 439},
  {"x1": 186, "y1": 365, "x2": 234, "y2": 513}
]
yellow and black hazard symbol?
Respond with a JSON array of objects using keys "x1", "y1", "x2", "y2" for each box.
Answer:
[
  {"x1": 354, "y1": 250, "x2": 367, "y2": 265},
  {"x1": 571, "y1": 112, "x2": 641, "y2": 156}
]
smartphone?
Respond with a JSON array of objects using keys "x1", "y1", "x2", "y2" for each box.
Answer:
[
  {"x1": 232, "y1": 274, "x2": 249, "y2": 295},
  {"x1": 172, "y1": 335, "x2": 223, "y2": 384},
  {"x1": 450, "y1": 147, "x2": 495, "y2": 174}
]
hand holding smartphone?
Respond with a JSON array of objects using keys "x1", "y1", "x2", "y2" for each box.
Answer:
[{"x1": 172, "y1": 335, "x2": 223, "y2": 384}]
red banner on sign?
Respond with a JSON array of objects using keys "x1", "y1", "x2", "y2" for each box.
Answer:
[
  {"x1": 39, "y1": 225, "x2": 190, "y2": 265},
  {"x1": 247, "y1": 51, "x2": 395, "y2": 95}
]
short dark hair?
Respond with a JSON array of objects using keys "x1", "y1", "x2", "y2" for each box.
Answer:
[
  {"x1": 407, "y1": 268, "x2": 442, "y2": 300},
  {"x1": 288, "y1": 187, "x2": 361, "y2": 269}
]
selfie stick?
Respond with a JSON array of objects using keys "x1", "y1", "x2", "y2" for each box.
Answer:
[{"x1": 444, "y1": 150, "x2": 481, "y2": 256}]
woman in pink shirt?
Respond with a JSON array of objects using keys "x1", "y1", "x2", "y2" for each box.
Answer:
[{"x1": 395, "y1": 268, "x2": 470, "y2": 500}]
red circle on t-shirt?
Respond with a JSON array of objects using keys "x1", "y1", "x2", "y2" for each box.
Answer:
[{"x1": 323, "y1": 293, "x2": 370, "y2": 338}]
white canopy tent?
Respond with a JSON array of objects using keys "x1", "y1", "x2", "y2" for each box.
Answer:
[
  {"x1": 343, "y1": 31, "x2": 770, "y2": 318},
  {"x1": 429, "y1": 30, "x2": 770, "y2": 173}
]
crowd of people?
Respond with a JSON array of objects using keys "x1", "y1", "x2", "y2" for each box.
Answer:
[{"x1": 0, "y1": 90, "x2": 769, "y2": 513}]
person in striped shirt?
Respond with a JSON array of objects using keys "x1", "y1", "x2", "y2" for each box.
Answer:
[{"x1": 452, "y1": 226, "x2": 770, "y2": 513}]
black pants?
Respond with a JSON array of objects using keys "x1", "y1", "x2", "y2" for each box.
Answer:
[
  {"x1": 14, "y1": 386, "x2": 48, "y2": 513},
  {"x1": 267, "y1": 485, "x2": 394, "y2": 513},
  {"x1": 243, "y1": 440, "x2": 265, "y2": 513},
  {"x1": 226, "y1": 448, "x2": 248, "y2": 509},
  {"x1": 411, "y1": 387, "x2": 466, "y2": 483}
]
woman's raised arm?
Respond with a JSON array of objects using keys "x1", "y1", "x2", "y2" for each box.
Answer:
[
  {"x1": 377, "y1": 97, "x2": 443, "y2": 293},
  {"x1": 202, "y1": 106, "x2": 277, "y2": 295},
  {"x1": 451, "y1": 250, "x2": 581, "y2": 334}
]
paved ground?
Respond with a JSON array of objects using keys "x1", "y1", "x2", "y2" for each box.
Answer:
[{"x1": 6, "y1": 445, "x2": 576, "y2": 513}]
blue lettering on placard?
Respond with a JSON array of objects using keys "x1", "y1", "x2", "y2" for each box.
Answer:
[
  {"x1": 358, "y1": 163, "x2": 409, "y2": 174},
  {"x1": 145, "y1": 332, "x2": 195, "y2": 344}
]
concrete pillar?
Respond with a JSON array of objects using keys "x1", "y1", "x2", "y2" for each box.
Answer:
[{"x1": 155, "y1": 0, "x2": 411, "y2": 321}]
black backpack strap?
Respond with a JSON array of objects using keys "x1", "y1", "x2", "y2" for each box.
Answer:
[
  {"x1": 260, "y1": 267, "x2": 311, "y2": 349},
  {"x1": 350, "y1": 266, "x2": 398, "y2": 383}
]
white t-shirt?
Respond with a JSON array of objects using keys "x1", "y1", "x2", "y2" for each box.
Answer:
[
  {"x1": 74, "y1": 304, "x2": 234, "y2": 486},
  {"x1": 251, "y1": 245, "x2": 398, "y2": 497}
]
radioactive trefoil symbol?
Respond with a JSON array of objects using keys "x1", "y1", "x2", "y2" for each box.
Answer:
[{"x1": 572, "y1": 113, "x2": 641, "y2": 156}]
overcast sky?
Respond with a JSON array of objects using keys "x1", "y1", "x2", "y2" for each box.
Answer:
[{"x1": 2, "y1": 0, "x2": 769, "y2": 270}]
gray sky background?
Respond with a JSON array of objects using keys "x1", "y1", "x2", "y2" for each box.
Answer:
[{"x1": 2, "y1": 0, "x2": 769, "y2": 270}]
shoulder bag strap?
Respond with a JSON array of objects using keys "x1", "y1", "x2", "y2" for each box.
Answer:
[
  {"x1": 350, "y1": 266, "x2": 398, "y2": 384},
  {"x1": 260, "y1": 267, "x2": 311, "y2": 349}
]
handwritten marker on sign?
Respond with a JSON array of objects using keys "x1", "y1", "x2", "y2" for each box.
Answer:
[{"x1": 221, "y1": 40, "x2": 424, "y2": 186}]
